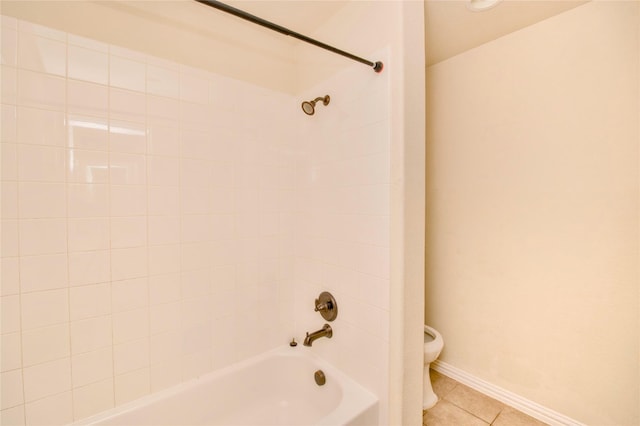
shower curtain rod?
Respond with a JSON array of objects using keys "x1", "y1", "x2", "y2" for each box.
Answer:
[{"x1": 194, "y1": 0, "x2": 384, "y2": 73}]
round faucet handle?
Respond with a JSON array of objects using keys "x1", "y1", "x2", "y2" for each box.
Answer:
[{"x1": 313, "y1": 292, "x2": 338, "y2": 321}]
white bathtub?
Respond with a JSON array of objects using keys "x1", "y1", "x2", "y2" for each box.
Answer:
[{"x1": 75, "y1": 346, "x2": 378, "y2": 426}]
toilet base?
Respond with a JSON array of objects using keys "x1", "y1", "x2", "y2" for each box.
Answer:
[{"x1": 423, "y1": 363, "x2": 438, "y2": 410}]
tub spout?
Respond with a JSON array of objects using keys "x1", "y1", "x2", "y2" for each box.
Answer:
[{"x1": 303, "y1": 324, "x2": 332, "y2": 347}]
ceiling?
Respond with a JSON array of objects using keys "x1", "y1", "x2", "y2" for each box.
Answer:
[{"x1": 424, "y1": 0, "x2": 589, "y2": 65}]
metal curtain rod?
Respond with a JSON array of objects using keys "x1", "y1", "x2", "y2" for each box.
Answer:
[{"x1": 195, "y1": 0, "x2": 384, "y2": 73}]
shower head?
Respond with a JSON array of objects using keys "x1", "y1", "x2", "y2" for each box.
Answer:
[{"x1": 301, "y1": 95, "x2": 330, "y2": 116}]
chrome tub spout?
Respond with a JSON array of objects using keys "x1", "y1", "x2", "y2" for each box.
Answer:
[{"x1": 303, "y1": 324, "x2": 333, "y2": 347}]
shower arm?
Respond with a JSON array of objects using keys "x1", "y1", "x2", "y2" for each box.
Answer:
[{"x1": 194, "y1": 0, "x2": 384, "y2": 73}]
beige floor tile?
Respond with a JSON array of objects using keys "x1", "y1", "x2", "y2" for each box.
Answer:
[
  {"x1": 431, "y1": 369, "x2": 457, "y2": 400},
  {"x1": 444, "y1": 384, "x2": 505, "y2": 424},
  {"x1": 492, "y1": 407, "x2": 549, "y2": 426},
  {"x1": 423, "y1": 399, "x2": 488, "y2": 426}
]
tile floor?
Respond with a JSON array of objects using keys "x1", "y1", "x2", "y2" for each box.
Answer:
[{"x1": 423, "y1": 370, "x2": 549, "y2": 426}]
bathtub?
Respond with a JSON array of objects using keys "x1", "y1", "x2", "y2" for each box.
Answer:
[{"x1": 75, "y1": 346, "x2": 378, "y2": 426}]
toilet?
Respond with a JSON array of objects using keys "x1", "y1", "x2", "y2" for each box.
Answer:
[{"x1": 423, "y1": 325, "x2": 444, "y2": 409}]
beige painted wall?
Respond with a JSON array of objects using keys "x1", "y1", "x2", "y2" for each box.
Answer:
[{"x1": 425, "y1": 2, "x2": 639, "y2": 425}]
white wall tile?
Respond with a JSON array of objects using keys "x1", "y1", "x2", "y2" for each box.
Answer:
[
  {"x1": 180, "y1": 187, "x2": 210, "y2": 215},
  {"x1": 110, "y1": 55, "x2": 145, "y2": 92},
  {"x1": 21, "y1": 323, "x2": 70, "y2": 367},
  {"x1": 18, "y1": 136, "x2": 65, "y2": 182},
  {"x1": 68, "y1": 45, "x2": 108, "y2": 84},
  {"x1": 2, "y1": 143, "x2": 18, "y2": 180},
  {"x1": 0, "y1": 17, "x2": 346, "y2": 426},
  {"x1": 150, "y1": 360, "x2": 181, "y2": 392},
  {"x1": 180, "y1": 242, "x2": 210, "y2": 271},
  {"x1": 110, "y1": 216, "x2": 147, "y2": 249},
  {"x1": 16, "y1": 107, "x2": 65, "y2": 147},
  {"x1": 67, "y1": 34, "x2": 107, "y2": 52},
  {"x1": 180, "y1": 73, "x2": 209, "y2": 104},
  {"x1": 1, "y1": 219, "x2": 19, "y2": 257},
  {"x1": 1, "y1": 295, "x2": 20, "y2": 334},
  {"x1": 68, "y1": 218, "x2": 109, "y2": 252},
  {"x1": 72, "y1": 379, "x2": 114, "y2": 421},
  {"x1": 70, "y1": 316, "x2": 112, "y2": 355},
  {"x1": 109, "y1": 185, "x2": 146, "y2": 217},
  {"x1": 149, "y1": 330, "x2": 181, "y2": 366},
  {"x1": 147, "y1": 123, "x2": 179, "y2": 156},
  {"x1": 114, "y1": 368, "x2": 149, "y2": 406},
  {"x1": 68, "y1": 79, "x2": 107, "y2": 117},
  {"x1": 19, "y1": 253, "x2": 68, "y2": 292},
  {"x1": 24, "y1": 391, "x2": 73, "y2": 426},
  {"x1": 111, "y1": 278, "x2": 148, "y2": 313},
  {"x1": 21, "y1": 289, "x2": 68, "y2": 330},
  {"x1": 113, "y1": 338, "x2": 149, "y2": 374},
  {"x1": 71, "y1": 347, "x2": 113, "y2": 388},
  {"x1": 1, "y1": 65, "x2": 17, "y2": 104},
  {"x1": 149, "y1": 302, "x2": 180, "y2": 335},
  {"x1": 22, "y1": 357, "x2": 71, "y2": 402},
  {"x1": 113, "y1": 308, "x2": 149, "y2": 344},
  {"x1": 109, "y1": 45, "x2": 146, "y2": 62},
  {"x1": 111, "y1": 246, "x2": 147, "y2": 281},
  {"x1": 149, "y1": 273, "x2": 180, "y2": 306},
  {"x1": 18, "y1": 33, "x2": 65, "y2": 76},
  {"x1": 1, "y1": 333, "x2": 21, "y2": 372},
  {"x1": 148, "y1": 156, "x2": 179, "y2": 186},
  {"x1": 148, "y1": 244, "x2": 180, "y2": 276},
  {"x1": 1, "y1": 369, "x2": 23, "y2": 409},
  {"x1": 110, "y1": 88, "x2": 145, "y2": 122},
  {"x1": 147, "y1": 65, "x2": 179, "y2": 99},
  {"x1": 109, "y1": 120, "x2": 146, "y2": 154},
  {"x1": 1, "y1": 404, "x2": 25, "y2": 426},
  {"x1": 2, "y1": 183, "x2": 18, "y2": 220},
  {"x1": 68, "y1": 250, "x2": 110, "y2": 287},
  {"x1": 1, "y1": 105, "x2": 17, "y2": 142},
  {"x1": 180, "y1": 158, "x2": 211, "y2": 187},
  {"x1": 19, "y1": 219, "x2": 67, "y2": 255},
  {"x1": 67, "y1": 115, "x2": 108, "y2": 151},
  {"x1": 18, "y1": 182, "x2": 66, "y2": 218},
  {"x1": 17, "y1": 70, "x2": 65, "y2": 110},
  {"x1": 110, "y1": 152, "x2": 146, "y2": 185},
  {"x1": 1, "y1": 27, "x2": 17, "y2": 66},
  {"x1": 181, "y1": 269, "x2": 210, "y2": 298},
  {"x1": 147, "y1": 95, "x2": 180, "y2": 121},
  {"x1": 69, "y1": 283, "x2": 111, "y2": 321},
  {"x1": 67, "y1": 149, "x2": 109, "y2": 184},
  {"x1": 67, "y1": 183, "x2": 109, "y2": 218},
  {"x1": 181, "y1": 214, "x2": 211, "y2": 243},
  {"x1": 148, "y1": 186, "x2": 179, "y2": 216},
  {"x1": 148, "y1": 216, "x2": 180, "y2": 246}
]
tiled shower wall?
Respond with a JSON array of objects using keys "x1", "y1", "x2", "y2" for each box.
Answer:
[
  {"x1": 1, "y1": 16, "x2": 297, "y2": 424},
  {"x1": 293, "y1": 58, "x2": 391, "y2": 420}
]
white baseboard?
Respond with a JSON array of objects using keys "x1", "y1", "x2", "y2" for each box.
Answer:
[{"x1": 431, "y1": 360, "x2": 585, "y2": 426}]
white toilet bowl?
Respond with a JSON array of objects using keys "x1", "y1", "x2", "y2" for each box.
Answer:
[{"x1": 423, "y1": 325, "x2": 444, "y2": 409}]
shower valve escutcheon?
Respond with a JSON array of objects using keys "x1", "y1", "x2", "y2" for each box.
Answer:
[{"x1": 314, "y1": 291, "x2": 338, "y2": 321}]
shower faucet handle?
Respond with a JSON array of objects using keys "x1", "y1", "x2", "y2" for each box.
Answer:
[
  {"x1": 314, "y1": 300, "x2": 332, "y2": 312},
  {"x1": 314, "y1": 292, "x2": 338, "y2": 322}
]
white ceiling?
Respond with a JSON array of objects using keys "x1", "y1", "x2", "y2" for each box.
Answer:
[{"x1": 424, "y1": 0, "x2": 589, "y2": 65}]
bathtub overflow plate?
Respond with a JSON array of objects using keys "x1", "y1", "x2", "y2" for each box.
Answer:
[{"x1": 314, "y1": 370, "x2": 326, "y2": 386}]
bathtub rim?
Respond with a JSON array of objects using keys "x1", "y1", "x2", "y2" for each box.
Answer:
[{"x1": 70, "y1": 345, "x2": 379, "y2": 426}]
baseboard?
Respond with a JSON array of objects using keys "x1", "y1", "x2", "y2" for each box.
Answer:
[{"x1": 431, "y1": 360, "x2": 586, "y2": 426}]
